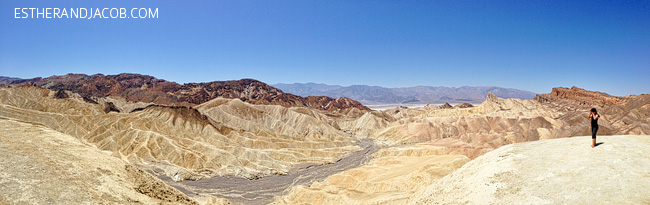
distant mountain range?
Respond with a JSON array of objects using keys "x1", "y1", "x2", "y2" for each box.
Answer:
[
  {"x1": 273, "y1": 83, "x2": 537, "y2": 105},
  {"x1": 0, "y1": 74, "x2": 536, "y2": 107},
  {"x1": 0, "y1": 76, "x2": 24, "y2": 82},
  {"x1": 0, "y1": 74, "x2": 369, "y2": 112}
]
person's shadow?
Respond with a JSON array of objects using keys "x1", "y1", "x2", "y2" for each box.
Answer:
[{"x1": 594, "y1": 142, "x2": 604, "y2": 147}]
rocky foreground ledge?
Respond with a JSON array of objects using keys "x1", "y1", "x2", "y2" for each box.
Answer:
[{"x1": 413, "y1": 135, "x2": 650, "y2": 204}]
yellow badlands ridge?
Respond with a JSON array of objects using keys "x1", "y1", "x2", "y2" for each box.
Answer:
[
  {"x1": 0, "y1": 118, "x2": 199, "y2": 204},
  {"x1": 0, "y1": 86, "x2": 359, "y2": 182},
  {"x1": 1, "y1": 85, "x2": 649, "y2": 204}
]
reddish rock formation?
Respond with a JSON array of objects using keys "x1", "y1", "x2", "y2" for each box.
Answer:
[
  {"x1": 534, "y1": 86, "x2": 650, "y2": 136},
  {"x1": 6, "y1": 73, "x2": 370, "y2": 112},
  {"x1": 423, "y1": 103, "x2": 453, "y2": 110},
  {"x1": 453, "y1": 102, "x2": 474, "y2": 108},
  {"x1": 534, "y1": 86, "x2": 625, "y2": 107}
]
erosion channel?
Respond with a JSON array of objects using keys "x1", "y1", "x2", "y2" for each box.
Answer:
[{"x1": 156, "y1": 138, "x2": 381, "y2": 204}]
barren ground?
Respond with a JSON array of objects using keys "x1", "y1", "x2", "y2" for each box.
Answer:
[
  {"x1": 414, "y1": 135, "x2": 650, "y2": 204},
  {"x1": 158, "y1": 138, "x2": 380, "y2": 204},
  {"x1": 0, "y1": 117, "x2": 197, "y2": 204}
]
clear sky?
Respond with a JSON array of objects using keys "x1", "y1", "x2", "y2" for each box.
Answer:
[{"x1": 1, "y1": 1, "x2": 649, "y2": 96}]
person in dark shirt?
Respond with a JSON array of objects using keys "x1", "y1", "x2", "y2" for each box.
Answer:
[{"x1": 588, "y1": 108, "x2": 600, "y2": 148}]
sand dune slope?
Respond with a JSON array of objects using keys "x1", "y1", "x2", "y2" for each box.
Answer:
[{"x1": 413, "y1": 135, "x2": 650, "y2": 204}]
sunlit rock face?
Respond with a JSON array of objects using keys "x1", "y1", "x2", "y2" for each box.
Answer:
[
  {"x1": 413, "y1": 135, "x2": 650, "y2": 204},
  {"x1": 0, "y1": 118, "x2": 199, "y2": 205},
  {"x1": 1, "y1": 80, "x2": 648, "y2": 204},
  {"x1": 0, "y1": 85, "x2": 360, "y2": 181}
]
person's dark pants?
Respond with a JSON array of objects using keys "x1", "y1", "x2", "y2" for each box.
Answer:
[{"x1": 592, "y1": 127, "x2": 598, "y2": 139}]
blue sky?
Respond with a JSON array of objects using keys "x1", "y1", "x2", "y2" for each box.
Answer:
[{"x1": 1, "y1": 1, "x2": 649, "y2": 96}]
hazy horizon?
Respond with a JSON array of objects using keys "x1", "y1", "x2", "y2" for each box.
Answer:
[{"x1": 1, "y1": 72, "x2": 645, "y2": 97}]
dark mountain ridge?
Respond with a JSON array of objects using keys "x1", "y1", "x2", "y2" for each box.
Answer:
[{"x1": 0, "y1": 73, "x2": 370, "y2": 112}]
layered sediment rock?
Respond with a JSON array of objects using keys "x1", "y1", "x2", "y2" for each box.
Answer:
[
  {"x1": 1, "y1": 80, "x2": 648, "y2": 204},
  {"x1": 0, "y1": 118, "x2": 200, "y2": 204},
  {"x1": 0, "y1": 85, "x2": 360, "y2": 181},
  {"x1": 534, "y1": 86, "x2": 625, "y2": 107},
  {"x1": 1, "y1": 73, "x2": 369, "y2": 112}
]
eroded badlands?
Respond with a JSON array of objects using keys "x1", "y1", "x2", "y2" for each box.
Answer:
[{"x1": 1, "y1": 79, "x2": 649, "y2": 204}]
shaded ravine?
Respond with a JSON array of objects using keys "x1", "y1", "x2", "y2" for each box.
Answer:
[{"x1": 156, "y1": 138, "x2": 381, "y2": 204}]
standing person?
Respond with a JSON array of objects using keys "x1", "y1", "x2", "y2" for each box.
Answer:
[{"x1": 588, "y1": 108, "x2": 600, "y2": 148}]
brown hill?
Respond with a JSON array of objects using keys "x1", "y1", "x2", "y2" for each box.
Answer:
[
  {"x1": 3, "y1": 73, "x2": 369, "y2": 112},
  {"x1": 534, "y1": 86, "x2": 625, "y2": 107},
  {"x1": 534, "y1": 86, "x2": 650, "y2": 135},
  {"x1": 453, "y1": 102, "x2": 474, "y2": 108}
]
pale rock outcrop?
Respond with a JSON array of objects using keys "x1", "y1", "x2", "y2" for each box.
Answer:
[
  {"x1": 0, "y1": 118, "x2": 201, "y2": 204},
  {"x1": 413, "y1": 135, "x2": 650, "y2": 204}
]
